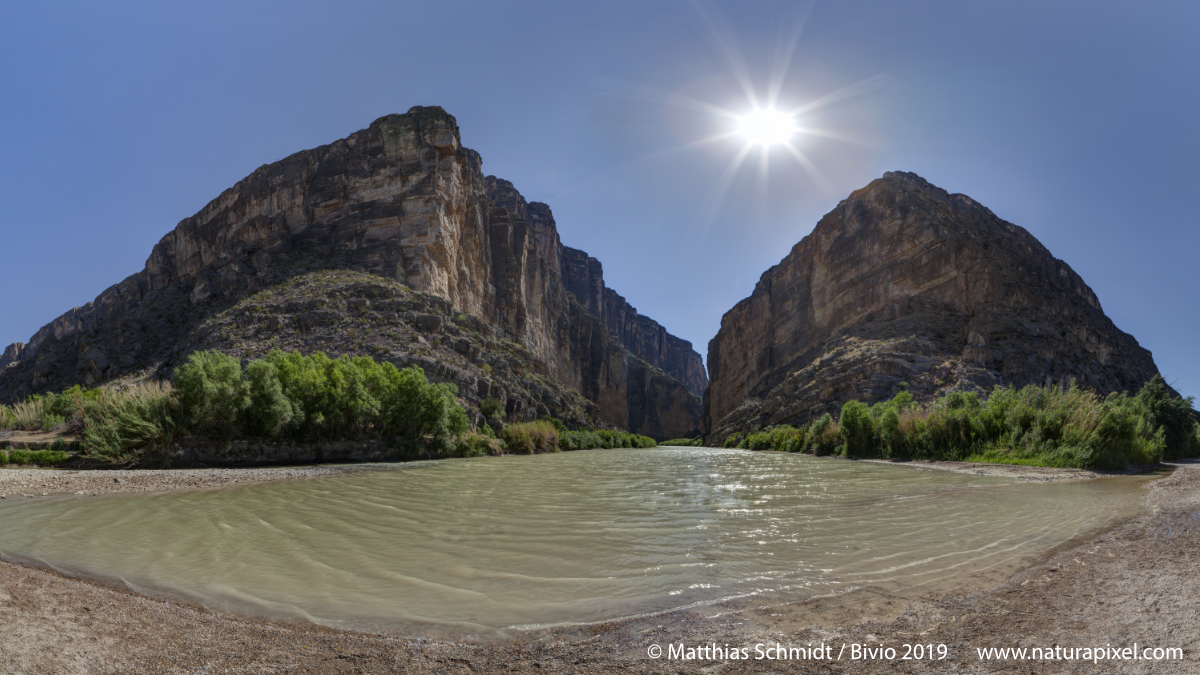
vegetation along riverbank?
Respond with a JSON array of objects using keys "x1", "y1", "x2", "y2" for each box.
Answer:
[
  {"x1": 0, "y1": 349, "x2": 654, "y2": 469},
  {"x1": 669, "y1": 377, "x2": 1199, "y2": 470}
]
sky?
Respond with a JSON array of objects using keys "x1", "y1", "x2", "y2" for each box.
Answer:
[{"x1": 1, "y1": 1, "x2": 1197, "y2": 400}]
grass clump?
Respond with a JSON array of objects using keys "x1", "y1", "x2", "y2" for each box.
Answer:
[
  {"x1": 733, "y1": 377, "x2": 1198, "y2": 470},
  {"x1": 0, "y1": 385, "x2": 104, "y2": 432},
  {"x1": 661, "y1": 437, "x2": 705, "y2": 446},
  {"x1": 78, "y1": 382, "x2": 178, "y2": 467},
  {"x1": 0, "y1": 448, "x2": 72, "y2": 466},
  {"x1": 501, "y1": 420, "x2": 560, "y2": 454}
]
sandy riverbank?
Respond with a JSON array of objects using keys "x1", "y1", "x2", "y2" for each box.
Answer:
[
  {"x1": 0, "y1": 465, "x2": 349, "y2": 500},
  {"x1": 1, "y1": 460, "x2": 1197, "y2": 673}
]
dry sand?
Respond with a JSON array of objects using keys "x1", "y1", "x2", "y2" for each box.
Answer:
[{"x1": 1, "y1": 459, "x2": 1197, "y2": 673}]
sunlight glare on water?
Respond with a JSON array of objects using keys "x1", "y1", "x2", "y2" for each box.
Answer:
[{"x1": 0, "y1": 448, "x2": 1147, "y2": 635}]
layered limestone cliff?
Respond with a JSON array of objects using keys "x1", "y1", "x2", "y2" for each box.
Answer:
[
  {"x1": 705, "y1": 171, "x2": 1163, "y2": 442},
  {"x1": 0, "y1": 107, "x2": 703, "y2": 439},
  {"x1": 558, "y1": 247, "x2": 708, "y2": 397}
]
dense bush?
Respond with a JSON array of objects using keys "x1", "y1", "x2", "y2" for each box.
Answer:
[
  {"x1": 559, "y1": 429, "x2": 604, "y2": 451},
  {"x1": 480, "y1": 398, "x2": 504, "y2": 419},
  {"x1": 1136, "y1": 375, "x2": 1200, "y2": 460},
  {"x1": 174, "y1": 351, "x2": 249, "y2": 440},
  {"x1": 732, "y1": 379, "x2": 1198, "y2": 470},
  {"x1": 172, "y1": 350, "x2": 472, "y2": 457}
]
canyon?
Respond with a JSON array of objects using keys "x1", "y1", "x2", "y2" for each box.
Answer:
[
  {"x1": 0, "y1": 115, "x2": 1174, "y2": 448},
  {"x1": 0, "y1": 107, "x2": 705, "y2": 440}
]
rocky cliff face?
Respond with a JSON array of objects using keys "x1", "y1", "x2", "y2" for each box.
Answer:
[
  {"x1": 559, "y1": 247, "x2": 708, "y2": 397},
  {"x1": 0, "y1": 107, "x2": 703, "y2": 439},
  {"x1": 706, "y1": 171, "x2": 1163, "y2": 442}
]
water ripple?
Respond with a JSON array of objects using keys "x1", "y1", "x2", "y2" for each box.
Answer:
[{"x1": 0, "y1": 448, "x2": 1147, "y2": 634}]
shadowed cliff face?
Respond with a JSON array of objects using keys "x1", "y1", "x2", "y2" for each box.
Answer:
[
  {"x1": 0, "y1": 107, "x2": 703, "y2": 439},
  {"x1": 558, "y1": 247, "x2": 708, "y2": 397},
  {"x1": 705, "y1": 171, "x2": 1163, "y2": 442}
]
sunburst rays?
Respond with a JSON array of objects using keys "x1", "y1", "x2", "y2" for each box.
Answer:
[{"x1": 549, "y1": 2, "x2": 884, "y2": 234}]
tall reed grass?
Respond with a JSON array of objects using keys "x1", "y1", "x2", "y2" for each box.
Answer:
[{"x1": 78, "y1": 382, "x2": 179, "y2": 467}]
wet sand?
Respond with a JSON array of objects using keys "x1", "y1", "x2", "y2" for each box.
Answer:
[{"x1": 1, "y1": 459, "x2": 1197, "y2": 673}]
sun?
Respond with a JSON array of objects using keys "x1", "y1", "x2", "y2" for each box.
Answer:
[{"x1": 737, "y1": 108, "x2": 797, "y2": 148}]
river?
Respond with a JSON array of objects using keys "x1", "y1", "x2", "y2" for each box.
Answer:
[{"x1": 0, "y1": 447, "x2": 1148, "y2": 637}]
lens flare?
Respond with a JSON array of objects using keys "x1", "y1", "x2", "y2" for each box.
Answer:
[{"x1": 737, "y1": 108, "x2": 797, "y2": 148}]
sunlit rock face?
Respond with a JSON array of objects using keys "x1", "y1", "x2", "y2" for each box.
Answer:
[
  {"x1": 705, "y1": 171, "x2": 1162, "y2": 444},
  {"x1": 0, "y1": 107, "x2": 703, "y2": 439}
]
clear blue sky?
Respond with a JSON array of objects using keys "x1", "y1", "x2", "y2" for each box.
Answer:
[{"x1": 2, "y1": 1, "x2": 1197, "y2": 400}]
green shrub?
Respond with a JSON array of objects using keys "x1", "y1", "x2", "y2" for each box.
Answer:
[
  {"x1": 502, "y1": 421, "x2": 559, "y2": 454},
  {"x1": 480, "y1": 398, "x2": 504, "y2": 419},
  {"x1": 560, "y1": 430, "x2": 602, "y2": 451},
  {"x1": 661, "y1": 437, "x2": 704, "y2": 446},
  {"x1": 744, "y1": 426, "x2": 804, "y2": 452},
  {"x1": 174, "y1": 350, "x2": 249, "y2": 439},
  {"x1": 808, "y1": 414, "x2": 839, "y2": 455},
  {"x1": 877, "y1": 406, "x2": 903, "y2": 458},
  {"x1": 839, "y1": 401, "x2": 876, "y2": 456},
  {"x1": 1136, "y1": 375, "x2": 1200, "y2": 459},
  {"x1": 44, "y1": 385, "x2": 102, "y2": 428},
  {"x1": 244, "y1": 359, "x2": 298, "y2": 437}
]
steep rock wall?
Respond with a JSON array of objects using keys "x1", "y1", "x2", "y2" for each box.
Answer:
[
  {"x1": 558, "y1": 247, "x2": 708, "y2": 397},
  {"x1": 1, "y1": 107, "x2": 703, "y2": 439},
  {"x1": 705, "y1": 171, "x2": 1162, "y2": 440}
]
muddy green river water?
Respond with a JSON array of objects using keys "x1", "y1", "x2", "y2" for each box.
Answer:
[{"x1": 0, "y1": 448, "x2": 1149, "y2": 636}]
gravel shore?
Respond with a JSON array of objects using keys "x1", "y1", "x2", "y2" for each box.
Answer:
[
  {"x1": 1, "y1": 460, "x2": 1196, "y2": 673},
  {"x1": 0, "y1": 465, "x2": 348, "y2": 500}
]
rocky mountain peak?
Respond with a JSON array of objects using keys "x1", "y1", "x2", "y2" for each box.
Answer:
[
  {"x1": 705, "y1": 171, "x2": 1161, "y2": 442},
  {"x1": 1, "y1": 108, "x2": 705, "y2": 439}
]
